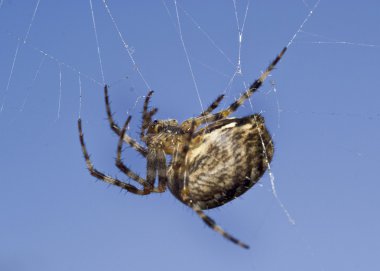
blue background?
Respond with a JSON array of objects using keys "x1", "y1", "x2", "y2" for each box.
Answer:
[{"x1": 1, "y1": 1, "x2": 379, "y2": 270}]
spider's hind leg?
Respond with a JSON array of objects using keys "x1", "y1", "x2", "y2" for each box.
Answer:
[{"x1": 192, "y1": 204, "x2": 250, "y2": 249}]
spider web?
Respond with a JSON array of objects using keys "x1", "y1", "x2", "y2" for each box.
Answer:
[{"x1": 1, "y1": 1, "x2": 380, "y2": 271}]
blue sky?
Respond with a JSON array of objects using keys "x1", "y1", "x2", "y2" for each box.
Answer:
[{"x1": 1, "y1": 1, "x2": 379, "y2": 270}]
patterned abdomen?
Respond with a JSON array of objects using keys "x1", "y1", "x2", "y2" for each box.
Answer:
[{"x1": 169, "y1": 114, "x2": 274, "y2": 210}]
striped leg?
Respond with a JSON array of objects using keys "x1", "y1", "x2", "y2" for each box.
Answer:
[
  {"x1": 171, "y1": 120, "x2": 196, "y2": 200},
  {"x1": 155, "y1": 149, "x2": 168, "y2": 192},
  {"x1": 180, "y1": 94, "x2": 224, "y2": 132},
  {"x1": 140, "y1": 90, "x2": 158, "y2": 140},
  {"x1": 104, "y1": 85, "x2": 148, "y2": 157},
  {"x1": 116, "y1": 116, "x2": 167, "y2": 193},
  {"x1": 78, "y1": 118, "x2": 152, "y2": 195},
  {"x1": 181, "y1": 47, "x2": 287, "y2": 130},
  {"x1": 199, "y1": 94, "x2": 225, "y2": 117},
  {"x1": 192, "y1": 204, "x2": 250, "y2": 249}
]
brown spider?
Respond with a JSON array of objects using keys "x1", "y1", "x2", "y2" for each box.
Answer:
[{"x1": 78, "y1": 47, "x2": 287, "y2": 249}]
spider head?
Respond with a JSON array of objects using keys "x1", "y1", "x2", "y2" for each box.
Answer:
[
  {"x1": 146, "y1": 119, "x2": 185, "y2": 154},
  {"x1": 147, "y1": 119, "x2": 180, "y2": 135}
]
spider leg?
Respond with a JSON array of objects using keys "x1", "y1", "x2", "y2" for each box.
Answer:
[
  {"x1": 155, "y1": 149, "x2": 168, "y2": 192},
  {"x1": 104, "y1": 85, "x2": 148, "y2": 157},
  {"x1": 199, "y1": 94, "x2": 225, "y2": 117},
  {"x1": 141, "y1": 107, "x2": 158, "y2": 135},
  {"x1": 181, "y1": 47, "x2": 287, "y2": 130},
  {"x1": 145, "y1": 149, "x2": 160, "y2": 189},
  {"x1": 204, "y1": 47, "x2": 286, "y2": 121},
  {"x1": 78, "y1": 118, "x2": 152, "y2": 195},
  {"x1": 140, "y1": 90, "x2": 158, "y2": 140},
  {"x1": 116, "y1": 116, "x2": 166, "y2": 193},
  {"x1": 171, "y1": 120, "x2": 196, "y2": 199},
  {"x1": 192, "y1": 204, "x2": 249, "y2": 249},
  {"x1": 180, "y1": 94, "x2": 225, "y2": 135},
  {"x1": 180, "y1": 95, "x2": 224, "y2": 132},
  {"x1": 114, "y1": 116, "x2": 156, "y2": 190}
]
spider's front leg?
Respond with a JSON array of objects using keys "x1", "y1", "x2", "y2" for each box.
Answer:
[
  {"x1": 116, "y1": 116, "x2": 167, "y2": 193},
  {"x1": 78, "y1": 118, "x2": 151, "y2": 195},
  {"x1": 140, "y1": 90, "x2": 158, "y2": 140},
  {"x1": 104, "y1": 85, "x2": 148, "y2": 157}
]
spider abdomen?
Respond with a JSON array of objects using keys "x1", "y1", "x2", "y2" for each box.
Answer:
[{"x1": 168, "y1": 114, "x2": 274, "y2": 210}]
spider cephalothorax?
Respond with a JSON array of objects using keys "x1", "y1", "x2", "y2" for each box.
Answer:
[{"x1": 78, "y1": 47, "x2": 286, "y2": 249}]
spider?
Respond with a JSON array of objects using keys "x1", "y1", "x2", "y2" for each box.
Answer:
[{"x1": 78, "y1": 46, "x2": 287, "y2": 249}]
